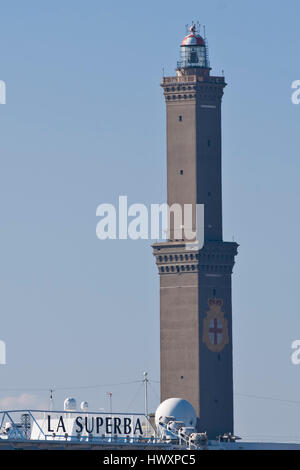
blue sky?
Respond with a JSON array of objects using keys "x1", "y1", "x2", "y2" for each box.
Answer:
[{"x1": 0, "y1": 0, "x2": 300, "y2": 442}]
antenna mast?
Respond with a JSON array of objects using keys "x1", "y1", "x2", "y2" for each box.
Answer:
[
  {"x1": 203, "y1": 25, "x2": 210, "y2": 68},
  {"x1": 143, "y1": 372, "x2": 149, "y2": 436},
  {"x1": 106, "y1": 392, "x2": 112, "y2": 415},
  {"x1": 49, "y1": 389, "x2": 54, "y2": 411}
]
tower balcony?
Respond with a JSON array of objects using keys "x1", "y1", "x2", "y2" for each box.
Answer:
[{"x1": 161, "y1": 75, "x2": 226, "y2": 86}]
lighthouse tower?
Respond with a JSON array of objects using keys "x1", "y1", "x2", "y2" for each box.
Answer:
[{"x1": 152, "y1": 25, "x2": 238, "y2": 438}]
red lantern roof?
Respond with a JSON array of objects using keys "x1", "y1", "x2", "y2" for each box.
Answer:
[{"x1": 181, "y1": 25, "x2": 205, "y2": 46}]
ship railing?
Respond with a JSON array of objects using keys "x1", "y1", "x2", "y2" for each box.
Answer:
[{"x1": 157, "y1": 418, "x2": 208, "y2": 450}]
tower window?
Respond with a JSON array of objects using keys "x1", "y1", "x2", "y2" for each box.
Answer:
[
  {"x1": 180, "y1": 170, "x2": 183, "y2": 175},
  {"x1": 178, "y1": 115, "x2": 182, "y2": 122},
  {"x1": 188, "y1": 49, "x2": 199, "y2": 64}
]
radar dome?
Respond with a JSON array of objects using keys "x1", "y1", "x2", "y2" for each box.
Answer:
[
  {"x1": 155, "y1": 398, "x2": 197, "y2": 428},
  {"x1": 80, "y1": 401, "x2": 88, "y2": 411},
  {"x1": 64, "y1": 397, "x2": 77, "y2": 411}
]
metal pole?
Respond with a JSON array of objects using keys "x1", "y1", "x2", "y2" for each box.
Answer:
[
  {"x1": 143, "y1": 372, "x2": 149, "y2": 436},
  {"x1": 49, "y1": 389, "x2": 54, "y2": 411},
  {"x1": 106, "y1": 392, "x2": 112, "y2": 415}
]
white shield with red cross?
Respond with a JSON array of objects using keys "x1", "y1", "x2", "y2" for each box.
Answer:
[{"x1": 202, "y1": 298, "x2": 229, "y2": 352}]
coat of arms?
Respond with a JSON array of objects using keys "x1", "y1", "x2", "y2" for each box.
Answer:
[{"x1": 202, "y1": 298, "x2": 229, "y2": 352}]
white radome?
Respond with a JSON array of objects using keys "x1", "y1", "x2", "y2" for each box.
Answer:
[
  {"x1": 155, "y1": 398, "x2": 197, "y2": 429},
  {"x1": 63, "y1": 397, "x2": 77, "y2": 411},
  {"x1": 80, "y1": 401, "x2": 89, "y2": 411}
]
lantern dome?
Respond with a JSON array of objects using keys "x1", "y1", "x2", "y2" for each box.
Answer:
[{"x1": 181, "y1": 25, "x2": 205, "y2": 46}]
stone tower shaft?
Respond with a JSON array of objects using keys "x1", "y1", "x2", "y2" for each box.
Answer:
[{"x1": 152, "y1": 25, "x2": 238, "y2": 438}]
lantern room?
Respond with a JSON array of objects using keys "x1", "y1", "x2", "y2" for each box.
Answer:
[{"x1": 177, "y1": 24, "x2": 209, "y2": 69}]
